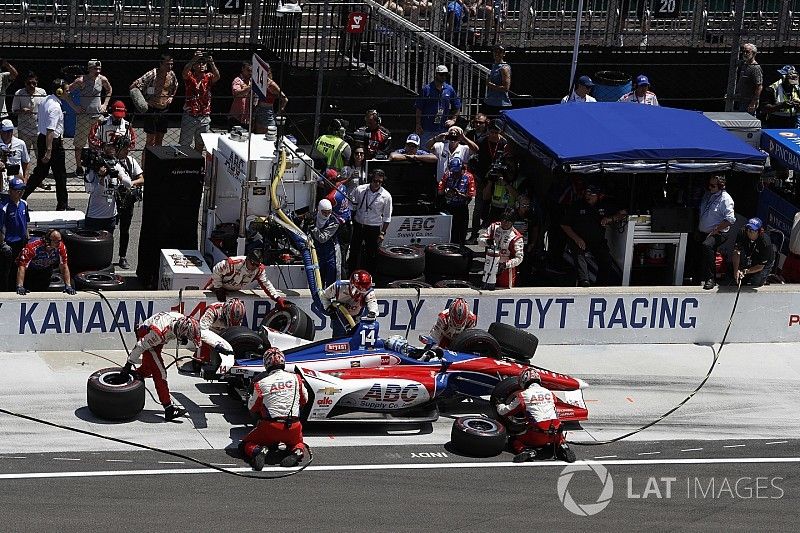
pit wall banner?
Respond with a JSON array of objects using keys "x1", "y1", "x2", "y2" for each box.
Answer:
[{"x1": 0, "y1": 286, "x2": 797, "y2": 351}]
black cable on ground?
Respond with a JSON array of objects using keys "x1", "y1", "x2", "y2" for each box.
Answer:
[{"x1": 567, "y1": 279, "x2": 743, "y2": 446}]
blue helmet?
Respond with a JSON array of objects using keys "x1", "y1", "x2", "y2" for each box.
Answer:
[{"x1": 448, "y1": 157, "x2": 463, "y2": 173}]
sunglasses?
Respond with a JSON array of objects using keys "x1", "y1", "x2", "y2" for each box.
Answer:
[{"x1": 355, "y1": 151, "x2": 365, "y2": 156}]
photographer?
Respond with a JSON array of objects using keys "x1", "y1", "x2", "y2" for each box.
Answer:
[
  {"x1": 354, "y1": 109, "x2": 391, "y2": 160},
  {"x1": 427, "y1": 125, "x2": 477, "y2": 183},
  {"x1": 114, "y1": 137, "x2": 143, "y2": 269},
  {"x1": 88, "y1": 100, "x2": 136, "y2": 151},
  {"x1": 761, "y1": 65, "x2": 800, "y2": 181},
  {"x1": 180, "y1": 50, "x2": 220, "y2": 152},
  {"x1": 83, "y1": 138, "x2": 133, "y2": 232}
]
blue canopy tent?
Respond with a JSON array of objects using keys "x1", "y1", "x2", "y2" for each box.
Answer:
[{"x1": 501, "y1": 103, "x2": 766, "y2": 174}]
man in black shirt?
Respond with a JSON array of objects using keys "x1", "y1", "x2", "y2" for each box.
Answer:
[
  {"x1": 732, "y1": 217, "x2": 774, "y2": 287},
  {"x1": 468, "y1": 119, "x2": 507, "y2": 241}
]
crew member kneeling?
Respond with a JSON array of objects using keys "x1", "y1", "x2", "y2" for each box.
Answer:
[
  {"x1": 496, "y1": 369, "x2": 576, "y2": 463},
  {"x1": 321, "y1": 269, "x2": 379, "y2": 338},
  {"x1": 429, "y1": 297, "x2": 476, "y2": 348},
  {"x1": 197, "y1": 298, "x2": 245, "y2": 374},
  {"x1": 241, "y1": 348, "x2": 307, "y2": 471}
]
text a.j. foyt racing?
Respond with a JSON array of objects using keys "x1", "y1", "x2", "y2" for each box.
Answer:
[{"x1": 218, "y1": 319, "x2": 589, "y2": 425}]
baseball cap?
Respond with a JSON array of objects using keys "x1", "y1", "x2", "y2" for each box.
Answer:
[
  {"x1": 635, "y1": 74, "x2": 650, "y2": 86},
  {"x1": 778, "y1": 65, "x2": 797, "y2": 76},
  {"x1": 87, "y1": 59, "x2": 102, "y2": 69},
  {"x1": 9, "y1": 178, "x2": 25, "y2": 190},
  {"x1": 435, "y1": 65, "x2": 449, "y2": 74},
  {"x1": 577, "y1": 75, "x2": 594, "y2": 87},
  {"x1": 0, "y1": 119, "x2": 14, "y2": 132},
  {"x1": 110, "y1": 100, "x2": 126, "y2": 119},
  {"x1": 324, "y1": 168, "x2": 340, "y2": 181},
  {"x1": 745, "y1": 217, "x2": 763, "y2": 231},
  {"x1": 405, "y1": 133, "x2": 420, "y2": 146}
]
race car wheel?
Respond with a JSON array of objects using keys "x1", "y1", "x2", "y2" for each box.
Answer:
[
  {"x1": 488, "y1": 322, "x2": 538, "y2": 362},
  {"x1": 385, "y1": 279, "x2": 432, "y2": 289},
  {"x1": 449, "y1": 328, "x2": 502, "y2": 359},
  {"x1": 63, "y1": 229, "x2": 114, "y2": 273},
  {"x1": 75, "y1": 271, "x2": 126, "y2": 291},
  {"x1": 375, "y1": 245, "x2": 425, "y2": 278},
  {"x1": 432, "y1": 279, "x2": 477, "y2": 289},
  {"x1": 425, "y1": 244, "x2": 472, "y2": 277},
  {"x1": 261, "y1": 303, "x2": 315, "y2": 341},
  {"x1": 489, "y1": 377, "x2": 529, "y2": 434},
  {"x1": 87, "y1": 367, "x2": 146, "y2": 421},
  {"x1": 221, "y1": 326, "x2": 269, "y2": 358},
  {"x1": 450, "y1": 416, "x2": 507, "y2": 457}
]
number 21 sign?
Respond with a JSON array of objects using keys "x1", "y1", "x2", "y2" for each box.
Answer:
[{"x1": 347, "y1": 11, "x2": 368, "y2": 34}]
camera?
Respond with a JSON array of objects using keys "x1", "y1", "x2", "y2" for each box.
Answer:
[
  {"x1": 81, "y1": 147, "x2": 120, "y2": 179},
  {"x1": 346, "y1": 128, "x2": 371, "y2": 145},
  {"x1": 486, "y1": 162, "x2": 507, "y2": 182}
]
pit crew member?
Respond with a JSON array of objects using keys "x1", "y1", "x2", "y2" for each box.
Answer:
[
  {"x1": 197, "y1": 298, "x2": 245, "y2": 373},
  {"x1": 121, "y1": 312, "x2": 200, "y2": 421},
  {"x1": 321, "y1": 269, "x2": 379, "y2": 338},
  {"x1": 241, "y1": 347, "x2": 307, "y2": 470},
  {"x1": 15, "y1": 228, "x2": 75, "y2": 294},
  {"x1": 478, "y1": 208, "x2": 524, "y2": 288},
  {"x1": 309, "y1": 198, "x2": 341, "y2": 288},
  {"x1": 496, "y1": 368, "x2": 576, "y2": 463},
  {"x1": 206, "y1": 248, "x2": 287, "y2": 306},
  {"x1": 429, "y1": 297, "x2": 477, "y2": 348}
]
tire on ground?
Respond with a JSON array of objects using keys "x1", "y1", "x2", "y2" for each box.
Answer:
[
  {"x1": 87, "y1": 367, "x2": 146, "y2": 420},
  {"x1": 425, "y1": 244, "x2": 472, "y2": 277},
  {"x1": 449, "y1": 328, "x2": 502, "y2": 358},
  {"x1": 221, "y1": 326, "x2": 270, "y2": 358},
  {"x1": 386, "y1": 279, "x2": 432, "y2": 289},
  {"x1": 75, "y1": 271, "x2": 126, "y2": 291},
  {"x1": 433, "y1": 279, "x2": 477, "y2": 289},
  {"x1": 488, "y1": 322, "x2": 538, "y2": 361},
  {"x1": 450, "y1": 416, "x2": 507, "y2": 457},
  {"x1": 489, "y1": 376, "x2": 528, "y2": 434},
  {"x1": 260, "y1": 303, "x2": 315, "y2": 341},
  {"x1": 375, "y1": 245, "x2": 425, "y2": 278},
  {"x1": 63, "y1": 229, "x2": 114, "y2": 272}
]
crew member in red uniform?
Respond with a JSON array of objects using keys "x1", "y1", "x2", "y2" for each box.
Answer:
[
  {"x1": 497, "y1": 368, "x2": 576, "y2": 463},
  {"x1": 479, "y1": 209, "x2": 524, "y2": 288},
  {"x1": 121, "y1": 311, "x2": 201, "y2": 421},
  {"x1": 241, "y1": 347, "x2": 308, "y2": 470},
  {"x1": 429, "y1": 297, "x2": 477, "y2": 348},
  {"x1": 15, "y1": 228, "x2": 75, "y2": 294},
  {"x1": 320, "y1": 269, "x2": 379, "y2": 338},
  {"x1": 206, "y1": 248, "x2": 287, "y2": 306},
  {"x1": 197, "y1": 298, "x2": 245, "y2": 373}
]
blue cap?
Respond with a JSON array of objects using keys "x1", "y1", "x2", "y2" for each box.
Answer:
[
  {"x1": 635, "y1": 74, "x2": 650, "y2": 86},
  {"x1": 577, "y1": 75, "x2": 594, "y2": 87},
  {"x1": 9, "y1": 178, "x2": 25, "y2": 190},
  {"x1": 448, "y1": 157, "x2": 463, "y2": 173},
  {"x1": 745, "y1": 217, "x2": 763, "y2": 231},
  {"x1": 406, "y1": 133, "x2": 420, "y2": 146},
  {"x1": 778, "y1": 65, "x2": 797, "y2": 76}
]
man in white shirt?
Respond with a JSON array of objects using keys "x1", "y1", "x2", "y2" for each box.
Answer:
[
  {"x1": 348, "y1": 169, "x2": 392, "y2": 273},
  {"x1": 561, "y1": 75, "x2": 597, "y2": 103},
  {"x1": 83, "y1": 139, "x2": 133, "y2": 232},
  {"x1": 23, "y1": 79, "x2": 71, "y2": 210},
  {"x1": 0, "y1": 120, "x2": 31, "y2": 192},
  {"x1": 426, "y1": 125, "x2": 478, "y2": 183},
  {"x1": 11, "y1": 72, "x2": 46, "y2": 156},
  {"x1": 618, "y1": 74, "x2": 660, "y2": 105}
]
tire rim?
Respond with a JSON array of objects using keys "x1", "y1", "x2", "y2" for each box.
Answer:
[
  {"x1": 435, "y1": 244, "x2": 462, "y2": 254},
  {"x1": 86, "y1": 273, "x2": 116, "y2": 283},
  {"x1": 265, "y1": 310, "x2": 293, "y2": 332},
  {"x1": 464, "y1": 418, "x2": 499, "y2": 432},
  {"x1": 98, "y1": 370, "x2": 134, "y2": 387},
  {"x1": 388, "y1": 247, "x2": 415, "y2": 256}
]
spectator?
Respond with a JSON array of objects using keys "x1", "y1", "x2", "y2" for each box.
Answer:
[
  {"x1": 0, "y1": 178, "x2": 29, "y2": 291},
  {"x1": 0, "y1": 59, "x2": 18, "y2": 119},
  {"x1": 253, "y1": 61, "x2": 287, "y2": 134},
  {"x1": 483, "y1": 162, "x2": 519, "y2": 223},
  {"x1": 561, "y1": 75, "x2": 597, "y2": 103},
  {"x1": 437, "y1": 156, "x2": 475, "y2": 244},
  {"x1": 697, "y1": 175, "x2": 735, "y2": 290},
  {"x1": 356, "y1": 109, "x2": 391, "y2": 159},
  {"x1": 23, "y1": 79, "x2": 71, "y2": 211},
  {"x1": 482, "y1": 0, "x2": 507, "y2": 42},
  {"x1": 0, "y1": 119, "x2": 31, "y2": 187},
  {"x1": 228, "y1": 61, "x2": 252, "y2": 131},
  {"x1": 466, "y1": 112, "x2": 488, "y2": 144},
  {"x1": 343, "y1": 146, "x2": 368, "y2": 186},
  {"x1": 68, "y1": 59, "x2": 113, "y2": 177},
  {"x1": 311, "y1": 119, "x2": 351, "y2": 172},
  {"x1": 88, "y1": 100, "x2": 136, "y2": 150},
  {"x1": 467, "y1": 119, "x2": 507, "y2": 241},
  {"x1": 560, "y1": 185, "x2": 623, "y2": 287},
  {"x1": 389, "y1": 133, "x2": 437, "y2": 163},
  {"x1": 731, "y1": 217, "x2": 774, "y2": 287},
  {"x1": 734, "y1": 43, "x2": 763, "y2": 115},
  {"x1": 205, "y1": 248, "x2": 287, "y2": 305},
  {"x1": 15, "y1": 228, "x2": 74, "y2": 295},
  {"x1": 618, "y1": 74, "x2": 659, "y2": 105},
  {"x1": 478, "y1": 209, "x2": 524, "y2": 289},
  {"x1": 427, "y1": 125, "x2": 477, "y2": 183},
  {"x1": 83, "y1": 138, "x2": 133, "y2": 232},
  {"x1": 415, "y1": 65, "x2": 462, "y2": 146},
  {"x1": 12, "y1": 72, "x2": 46, "y2": 157},
  {"x1": 615, "y1": 0, "x2": 649, "y2": 48},
  {"x1": 130, "y1": 53, "x2": 179, "y2": 148},
  {"x1": 180, "y1": 50, "x2": 220, "y2": 152},
  {"x1": 483, "y1": 43, "x2": 511, "y2": 116},
  {"x1": 445, "y1": 0, "x2": 470, "y2": 42},
  {"x1": 349, "y1": 169, "x2": 392, "y2": 273},
  {"x1": 760, "y1": 65, "x2": 800, "y2": 129},
  {"x1": 310, "y1": 198, "x2": 341, "y2": 287},
  {"x1": 113, "y1": 137, "x2": 143, "y2": 270}
]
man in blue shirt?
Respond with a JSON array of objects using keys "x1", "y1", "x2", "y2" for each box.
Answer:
[
  {"x1": 415, "y1": 65, "x2": 462, "y2": 147},
  {"x1": 0, "y1": 178, "x2": 29, "y2": 290},
  {"x1": 389, "y1": 133, "x2": 438, "y2": 163}
]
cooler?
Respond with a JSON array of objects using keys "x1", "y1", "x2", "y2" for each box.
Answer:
[
  {"x1": 158, "y1": 249, "x2": 212, "y2": 290},
  {"x1": 703, "y1": 112, "x2": 761, "y2": 150}
]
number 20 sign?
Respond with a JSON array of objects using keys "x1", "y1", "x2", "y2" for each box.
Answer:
[
  {"x1": 347, "y1": 11, "x2": 368, "y2": 34},
  {"x1": 653, "y1": 0, "x2": 680, "y2": 18}
]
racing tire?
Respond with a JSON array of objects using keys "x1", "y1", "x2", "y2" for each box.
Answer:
[
  {"x1": 74, "y1": 271, "x2": 126, "y2": 291},
  {"x1": 432, "y1": 279, "x2": 477, "y2": 289},
  {"x1": 261, "y1": 303, "x2": 315, "y2": 341},
  {"x1": 425, "y1": 244, "x2": 472, "y2": 277},
  {"x1": 489, "y1": 377, "x2": 528, "y2": 434},
  {"x1": 450, "y1": 416, "x2": 507, "y2": 457},
  {"x1": 86, "y1": 367, "x2": 146, "y2": 421},
  {"x1": 488, "y1": 322, "x2": 538, "y2": 362},
  {"x1": 374, "y1": 273, "x2": 425, "y2": 288},
  {"x1": 221, "y1": 326, "x2": 270, "y2": 358},
  {"x1": 386, "y1": 279, "x2": 432, "y2": 289},
  {"x1": 48, "y1": 272, "x2": 65, "y2": 291},
  {"x1": 375, "y1": 245, "x2": 425, "y2": 279},
  {"x1": 63, "y1": 229, "x2": 114, "y2": 273},
  {"x1": 449, "y1": 328, "x2": 502, "y2": 359}
]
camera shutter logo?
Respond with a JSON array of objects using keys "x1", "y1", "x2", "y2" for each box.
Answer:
[{"x1": 557, "y1": 463, "x2": 614, "y2": 516}]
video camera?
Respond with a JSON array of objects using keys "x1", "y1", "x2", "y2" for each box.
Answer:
[{"x1": 81, "y1": 148, "x2": 120, "y2": 180}]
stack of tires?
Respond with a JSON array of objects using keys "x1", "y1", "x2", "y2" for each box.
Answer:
[
  {"x1": 373, "y1": 245, "x2": 426, "y2": 287},
  {"x1": 424, "y1": 243, "x2": 473, "y2": 287},
  {"x1": 62, "y1": 229, "x2": 125, "y2": 291}
]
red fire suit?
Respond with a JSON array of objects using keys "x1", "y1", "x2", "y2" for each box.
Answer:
[
  {"x1": 429, "y1": 309, "x2": 477, "y2": 348},
  {"x1": 496, "y1": 382, "x2": 564, "y2": 453},
  {"x1": 197, "y1": 302, "x2": 240, "y2": 368},
  {"x1": 479, "y1": 222, "x2": 524, "y2": 288},
  {"x1": 205, "y1": 256, "x2": 284, "y2": 301}
]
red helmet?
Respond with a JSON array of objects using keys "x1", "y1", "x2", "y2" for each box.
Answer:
[
  {"x1": 173, "y1": 316, "x2": 200, "y2": 346},
  {"x1": 349, "y1": 270, "x2": 373, "y2": 297},
  {"x1": 518, "y1": 368, "x2": 541, "y2": 389},
  {"x1": 224, "y1": 298, "x2": 246, "y2": 326},
  {"x1": 263, "y1": 347, "x2": 286, "y2": 371},
  {"x1": 447, "y1": 298, "x2": 470, "y2": 329}
]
